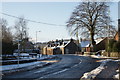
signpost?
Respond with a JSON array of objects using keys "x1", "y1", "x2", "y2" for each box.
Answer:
[{"x1": 16, "y1": 40, "x2": 22, "y2": 67}]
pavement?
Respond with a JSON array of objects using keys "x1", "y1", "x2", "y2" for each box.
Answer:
[
  {"x1": 79, "y1": 55, "x2": 120, "y2": 80},
  {"x1": 1, "y1": 55, "x2": 60, "y2": 75},
  {"x1": 94, "y1": 61, "x2": 119, "y2": 80},
  {"x1": 2, "y1": 55, "x2": 57, "y2": 65}
]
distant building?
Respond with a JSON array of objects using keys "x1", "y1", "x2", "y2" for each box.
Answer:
[
  {"x1": 114, "y1": 32, "x2": 119, "y2": 41},
  {"x1": 35, "y1": 42, "x2": 48, "y2": 54},
  {"x1": 80, "y1": 38, "x2": 109, "y2": 52},
  {"x1": 80, "y1": 40, "x2": 92, "y2": 52},
  {"x1": 43, "y1": 39, "x2": 80, "y2": 55},
  {"x1": 22, "y1": 38, "x2": 34, "y2": 49},
  {"x1": 13, "y1": 38, "x2": 41, "y2": 55},
  {"x1": 14, "y1": 38, "x2": 36, "y2": 53}
]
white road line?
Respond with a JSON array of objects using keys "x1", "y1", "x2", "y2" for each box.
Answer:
[
  {"x1": 35, "y1": 59, "x2": 82, "y2": 80},
  {"x1": 34, "y1": 70, "x2": 45, "y2": 74},
  {"x1": 52, "y1": 69, "x2": 68, "y2": 75},
  {"x1": 71, "y1": 60, "x2": 82, "y2": 68},
  {"x1": 39, "y1": 69, "x2": 69, "y2": 79}
]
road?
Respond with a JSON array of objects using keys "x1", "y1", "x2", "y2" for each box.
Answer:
[{"x1": 2, "y1": 55, "x2": 101, "y2": 80}]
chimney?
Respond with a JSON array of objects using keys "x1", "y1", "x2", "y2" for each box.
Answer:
[{"x1": 70, "y1": 38, "x2": 73, "y2": 42}]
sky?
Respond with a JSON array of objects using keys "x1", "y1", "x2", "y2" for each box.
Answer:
[
  {"x1": 118, "y1": 1, "x2": 120, "y2": 19},
  {"x1": 1, "y1": 2, "x2": 118, "y2": 42}
]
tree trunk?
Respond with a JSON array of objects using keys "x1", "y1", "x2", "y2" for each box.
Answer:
[{"x1": 90, "y1": 32, "x2": 96, "y2": 52}]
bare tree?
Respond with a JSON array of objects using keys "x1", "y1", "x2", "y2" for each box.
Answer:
[
  {"x1": 14, "y1": 17, "x2": 29, "y2": 52},
  {"x1": 0, "y1": 18, "x2": 14, "y2": 54},
  {"x1": 0, "y1": 18, "x2": 13, "y2": 42},
  {"x1": 14, "y1": 16, "x2": 28, "y2": 40},
  {"x1": 66, "y1": 2, "x2": 116, "y2": 51}
]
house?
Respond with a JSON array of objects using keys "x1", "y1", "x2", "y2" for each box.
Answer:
[
  {"x1": 22, "y1": 38, "x2": 34, "y2": 49},
  {"x1": 80, "y1": 40, "x2": 92, "y2": 52},
  {"x1": 80, "y1": 38, "x2": 108, "y2": 52},
  {"x1": 114, "y1": 32, "x2": 119, "y2": 41},
  {"x1": 114, "y1": 19, "x2": 120, "y2": 41},
  {"x1": 95, "y1": 37, "x2": 108, "y2": 52},
  {"x1": 13, "y1": 38, "x2": 36, "y2": 54},
  {"x1": 43, "y1": 39, "x2": 80, "y2": 55},
  {"x1": 35, "y1": 42, "x2": 48, "y2": 54}
]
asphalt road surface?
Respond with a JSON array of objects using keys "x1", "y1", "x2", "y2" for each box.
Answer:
[{"x1": 2, "y1": 54, "x2": 101, "y2": 80}]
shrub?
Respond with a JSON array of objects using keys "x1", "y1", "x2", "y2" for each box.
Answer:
[
  {"x1": 113, "y1": 41, "x2": 120, "y2": 52},
  {"x1": 106, "y1": 39, "x2": 116, "y2": 52},
  {"x1": 2, "y1": 41, "x2": 17, "y2": 55}
]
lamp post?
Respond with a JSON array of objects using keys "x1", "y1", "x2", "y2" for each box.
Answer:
[{"x1": 36, "y1": 31, "x2": 41, "y2": 49}]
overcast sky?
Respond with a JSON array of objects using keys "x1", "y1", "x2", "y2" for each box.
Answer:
[{"x1": 2, "y1": 2, "x2": 118, "y2": 42}]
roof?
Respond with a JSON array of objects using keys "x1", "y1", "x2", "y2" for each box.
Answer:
[
  {"x1": 114, "y1": 32, "x2": 118, "y2": 38},
  {"x1": 50, "y1": 41, "x2": 71, "y2": 49},
  {"x1": 85, "y1": 44, "x2": 91, "y2": 47},
  {"x1": 80, "y1": 40, "x2": 91, "y2": 47},
  {"x1": 95, "y1": 38, "x2": 104, "y2": 44},
  {"x1": 80, "y1": 38, "x2": 105, "y2": 47}
]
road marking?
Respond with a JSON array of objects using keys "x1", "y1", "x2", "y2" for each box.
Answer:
[
  {"x1": 71, "y1": 60, "x2": 82, "y2": 68},
  {"x1": 35, "y1": 59, "x2": 82, "y2": 79},
  {"x1": 38, "y1": 69, "x2": 68, "y2": 79},
  {"x1": 34, "y1": 70, "x2": 45, "y2": 74},
  {"x1": 52, "y1": 69, "x2": 68, "y2": 75}
]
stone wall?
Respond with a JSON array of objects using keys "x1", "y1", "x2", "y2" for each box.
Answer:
[{"x1": 101, "y1": 52, "x2": 119, "y2": 57}]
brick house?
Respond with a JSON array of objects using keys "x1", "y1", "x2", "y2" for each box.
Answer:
[
  {"x1": 114, "y1": 32, "x2": 119, "y2": 41},
  {"x1": 114, "y1": 19, "x2": 120, "y2": 41},
  {"x1": 43, "y1": 39, "x2": 80, "y2": 55},
  {"x1": 80, "y1": 40, "x2": 92, "y2": 52}
]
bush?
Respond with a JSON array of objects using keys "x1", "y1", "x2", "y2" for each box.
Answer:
[
  {"x1": 106, "y1": 39, "x2": 116, "y2": 52},
  {"x1": 113, "y1": 41, "x2": 120, "y2": 52},
  {"x1": 2, "y1": 41, "x2": 17, "y2": 55},
  {"x1": 105, "y1": 40, "x2": 120, "y2": 57}
]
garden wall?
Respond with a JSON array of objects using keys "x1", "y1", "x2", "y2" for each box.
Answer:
[{"x1": 101, "y1": 52, "x2": 120, "y2": 57}]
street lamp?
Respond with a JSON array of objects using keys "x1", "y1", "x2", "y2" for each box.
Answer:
[{"x1": 36, "y1": 31, "x2": 41, "y2": 48}]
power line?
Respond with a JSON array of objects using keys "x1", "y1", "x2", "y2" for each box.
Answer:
[{"x1": 1, "y1": 12, "x2": 66, "y2": 26}]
